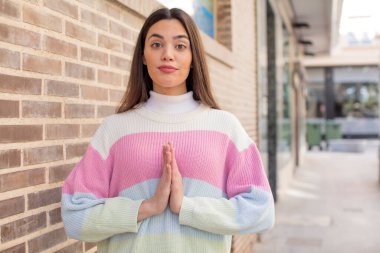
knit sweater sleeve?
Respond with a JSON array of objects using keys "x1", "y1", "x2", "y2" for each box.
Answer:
[
  {"x1": 61, "y1": 118, "x2": 143, "y2": 242},
  {"x1": 178, "y1": 114, "x2": 275, "y2": 235}
]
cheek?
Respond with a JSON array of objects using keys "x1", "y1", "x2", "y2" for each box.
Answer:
[
  {"x1": 143, "y1": 48, "x2": 155, "y2": 65},
  {"x1": 182, "y1": 53, "x2": 192, "y2": 69}
]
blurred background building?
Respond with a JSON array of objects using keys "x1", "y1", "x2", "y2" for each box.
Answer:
[
  {"x1": 0, "y1": 0, "x2": 378, "y2": 253},
  {"x1": 304, "y1": 0, "x2": 380, "y2": 140}
]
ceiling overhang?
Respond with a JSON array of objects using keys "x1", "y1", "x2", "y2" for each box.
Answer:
[{"x1": 290, "y1": 0, "x2": 343, "y2": 56}]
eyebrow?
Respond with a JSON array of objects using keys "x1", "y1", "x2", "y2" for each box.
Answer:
[{"x1": 148, "y1": 33, "x2": 190, "y2": 41}]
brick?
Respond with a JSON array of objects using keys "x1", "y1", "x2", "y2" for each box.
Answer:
[
  {"x1": 0, "y1": 48, "x2": 20, "y2": 69},
  {"x1": 77, "y1": 0, "x2": 94, "y2": 8},
  {"x1": 23, "y1": 5, "x2": 62, "y2": 32},
  {"x1": 131, "y1": 31, "x2": 139, "y2": 44},
  {"x1": 66, "y1": 142, "x2": 88, "y2": 159},
  {"x1": 24, "y1": 145, "x2": 63, "y2": 165},
  {"x1": 43, "y1": 35, "x2": 77, "y2": 58},
  {"x1": 65, "y1": 104, "x2": 95, "y2": 118},
  {"x1": 85, "y1": 242, "x2": 96, "y2": 251},
  {"x1": 0, "y1": 196, "x2": 25, "y2": 219},
  {"x1": 0, "y1": 168, "x2": 45, "y2": 193},
  {"x1": 123, "y1": 42, "x2": 134, "y2": 54},
  {"x1": 123, "y1": 74, "x2": 129, "y2": 87},
  {"x1": 0, "y1": 0, "x2": 20, "y2": 19},
  {"x1": 49, "y1": 163, "x2": 75, "y2": 183},
  {"x1": 98, "y1": 69, "x2": 122, "y2": 86},
  {"x1": 98, "y1": 105, "x2": 116, "y2": 118},
  {"x1": 46, "y1": 124, "x2": 79, "y2": 140},
  {"x1": 81, "y1": 85, "x2": 108, "y2": 101},
  {"x1": 1, "y1": 212, "x2": 46, "y2": 242},
  {"x1": 81, "y1": 124, "x2": 99, "y2": 137},
  {"x1": 121, "y1": 10, "x2": 144, "y2": 29},
  {"x1": 110, "y1": 89, "x2": 125, "y2": 102},
  {"x1": 81, "y1": 9, "x2": 108, "y2": 31},
  {"x1": 110, "y1": 21, "x2": 132, "y2": 40},
  {"x1": 45, "y1": 80, "x2": 79, "y2": 97},
  {"x1": 44, "y1": 0, "x2": 78, "y2": 19},
  {"x1": 0, "y1": 74, "x2": 41, "y2": 95},
  {"x1": 22, "y1": 101, "x2": 61, "y2": 118},
  {"x1": 0, "y1": 23, "x2": 40, "y2": 49},
  {"x1": 0, "y1": 125, "x2": 42, "y2": 143},
  {"x1": 23, "y1": 53, "x2": 61, "y2": 75},
  {"x1": 65, "y1": 62, "x2": 95, "y2": 80},
  {"x1": 110, "y1": 55, "x2": 130, "y2": 70},
  {"x1": 81, "y1": 47, "x2": 108, "y2": 65},
  {"x1": 99, "y1": 34, "x2": 122, "y2": 52},
  {"x1": 0, "y1": 100, "x2": 19, "y2": 118},
  {"x1": 28, "y1": 187, "x2": 61, "y2": 210},
  {"x1": 55, "y1": 242, "x2": 82, "y2": 253},
  {"x1": 0, "y1": 243, "x2": 26, "y2": 253},
  {"x1": 97, "y1": 1, "x2": 121, "y2": 20},
  {"x1": 23, "y1": 0, "x2": 39, "y2": 4},
  {"x1": 65, "y1": 21, "x2": 96, "y2": 44},
  {"x1": 49, "y1": 207, "x2": 62, "y2": 225},
  {"x1": 0, "y1": 149, "x2": 21, "y2": 169},
  {"x1": 28, "y1": 227, "x2": 67, "y2": 253}
]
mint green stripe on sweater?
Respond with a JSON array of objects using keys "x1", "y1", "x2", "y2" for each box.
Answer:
[{"x1": 96, "y1": 233, "x2": 233, "y2": 253}]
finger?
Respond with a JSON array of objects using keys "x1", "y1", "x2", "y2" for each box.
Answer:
[
  {"x1": 163, "y1": 145, "x2": 172, "y2": 165},
  {"x1": 168, "y1": 142, "x2": 176, "y2": 165},
  {"x1": 162, "y1": 144, "x2": 167, "y2": 162},
  {"x1": 167, "y1": 162, "x2": 171, "y2": 172},
  {"x1": 166, "y1": 150, "x2": 171, "y2": 165},
  {"x1": 169, "y1": 142, "x2": 174, "y2": 155},
  {"x1": 165, "y1": 164, "x2": 172, "y2": 183}
]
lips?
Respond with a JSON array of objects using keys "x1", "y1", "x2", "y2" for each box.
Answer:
[{"x1": 158, "y1": 65, "x2": 177, "y2": 73}]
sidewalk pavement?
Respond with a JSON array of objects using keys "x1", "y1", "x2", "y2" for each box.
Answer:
[{"x1": 254, "y1": 141, "x2": 380, "y2": 253}]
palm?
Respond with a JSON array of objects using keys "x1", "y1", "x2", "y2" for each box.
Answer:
[{"x1": 168, "y1": 143, "x2": 183, "y2": 214}]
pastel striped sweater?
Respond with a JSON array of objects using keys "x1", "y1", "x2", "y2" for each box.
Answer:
[{"x1": 61, "y1": 91, "x2": 275, "y2": 253}]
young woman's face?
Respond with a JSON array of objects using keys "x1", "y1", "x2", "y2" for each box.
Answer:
[{"x1": 144, "y1": 19, "x2": 192, "y2": 95}]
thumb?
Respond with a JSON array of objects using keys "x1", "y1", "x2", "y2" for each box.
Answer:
[{"x1": 169, "y1": 142, "x2": 176, "y2": 161}]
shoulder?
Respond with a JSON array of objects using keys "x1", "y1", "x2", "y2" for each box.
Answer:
[
  {"x1": 206, "y1": 109, "x2": 254, "y2": 150},
  {"x1": 207, "y1": 109, "x2": 246, "y2": 131},
  {"x1": 90, "y1": 109, "x2": 141, "y2": 156},
  {"x1": 101, "y1": 109, "x2": 140, "y2": 127}
]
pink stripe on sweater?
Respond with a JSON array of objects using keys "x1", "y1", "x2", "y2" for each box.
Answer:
[
  {"x1": 62, "y1": 145, "x2": 112, "y2": 197},
  {"x1": 226, "y1": 144, "x2": 271, "y2": 198},
  {"x1": 63, "y1": 131, "x2": 270, "y2": 198}
]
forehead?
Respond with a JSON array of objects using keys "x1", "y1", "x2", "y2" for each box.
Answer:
[{"x1": 146, "y1": 19, "x2": 188, "y2": 39}]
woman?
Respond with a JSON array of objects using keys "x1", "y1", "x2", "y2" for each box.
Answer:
[{"x1": 61, "y1": 7, "x2": 274, "y2": 253}]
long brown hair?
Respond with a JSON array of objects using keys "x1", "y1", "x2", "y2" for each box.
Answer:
[{"x1": 117, "y1": 8, "x2": 220, "y2": 113}]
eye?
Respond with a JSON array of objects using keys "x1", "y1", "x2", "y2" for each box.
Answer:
[
  {"x1": 175, "y1": 44, "x2": 187, "y2": 50},
  {"x1": 151, "y1": 42, "x2": 162, "y2": 48}
]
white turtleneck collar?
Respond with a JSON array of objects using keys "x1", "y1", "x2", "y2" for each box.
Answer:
[{"x1": 144, "y1": 91, "x2": 200, "y2": 114}]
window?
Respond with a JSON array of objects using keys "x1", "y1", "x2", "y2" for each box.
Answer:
[
  {"x1": 157, "y1": 0, "x2": 232, "y2": 49},
  {"x1": 334, "y1": 66, "x2": 379, "y2": 118}
]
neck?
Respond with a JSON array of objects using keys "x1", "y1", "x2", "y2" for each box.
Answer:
[
  {"x1": 152, "y1": 85, "x2": 187, "y2": 96},
  {"x1": 144, "y1": 91, "x2": 200, "y2": 114}
]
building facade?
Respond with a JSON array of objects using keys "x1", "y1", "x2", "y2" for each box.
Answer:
[{"x1": 0, "y1": 0, "x2": 309, "y2": 252}]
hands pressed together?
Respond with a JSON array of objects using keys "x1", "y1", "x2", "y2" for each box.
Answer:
[{"x1": 137, "y1": 142, "x2": 184, "y2": 222}]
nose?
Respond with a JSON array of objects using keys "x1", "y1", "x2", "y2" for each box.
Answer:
[{"x1": 161, "y1": 46, "x2": 174, "y2": 61}]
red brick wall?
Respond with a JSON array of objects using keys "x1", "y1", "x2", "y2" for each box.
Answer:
[
  {"x1": 0, "y1": 0, "x2": 142, "y2": 251},
  {"x1": 216, "y1": 0, "x2": 232, "y2": 50}
]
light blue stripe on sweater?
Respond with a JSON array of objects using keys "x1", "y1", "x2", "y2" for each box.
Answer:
[
  {"x1": 234, "y1": 186, "x2": 275, "y2": 234},
  {"x1": 61, "y1": 193, "x2": 105, "y2": 239},
  {"x1": 118, "y1": 178, "x2": 226, "y2": 200},
  {"x1": 62, "y1": 178, "x2": 227, "y2": 241},
  {"x1": 117, "y1": 178, "x2": 226, "y2": 239}
]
